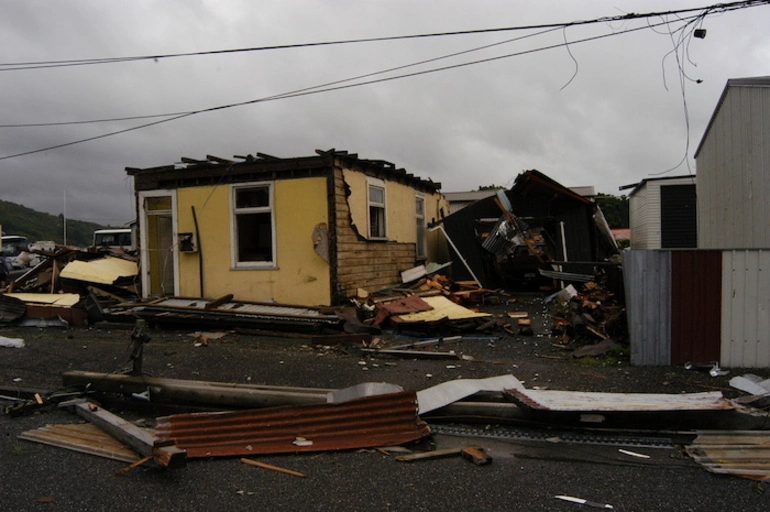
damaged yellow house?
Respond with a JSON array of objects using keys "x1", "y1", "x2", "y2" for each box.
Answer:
[{"x1": 126, "y1": 149, "x2": 449, "y2": 306}]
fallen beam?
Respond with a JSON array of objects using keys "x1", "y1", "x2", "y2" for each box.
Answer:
[
  {"x1": 62, "y1": 371, "x2": 331, "y2": 408},
  {"x1": 62, "y1": 399, "x2": 186, "y2": 468}
]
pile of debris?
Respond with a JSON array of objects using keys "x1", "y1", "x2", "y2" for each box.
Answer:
[
  {"x1": 547, "y1": 281, "x2": 628, "y2": 358},
  {"x1": 354, "y1": 270, "x2": 508, "y2": 336},
  {"x1": 1, "y1": 247, "x2": 139, "y2": 327}
]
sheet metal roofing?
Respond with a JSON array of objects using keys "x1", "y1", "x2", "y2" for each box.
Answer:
[{"x1": 155, "y1": 391, "x2": 430, "y2": 458}]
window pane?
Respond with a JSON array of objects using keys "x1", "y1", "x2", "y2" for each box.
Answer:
[
  {"x1": 146, "y1": 196, "x2": 172, "y2": 211},
  {"x1": 237, "y1": 212, "x2": 273, "y2": 262},
  {"x1": 369, "y1": 186, "x2": 384, "y2": 204},
  {"x1": 415, "y1": 197, "x2": 425, "y2": 217},
  {"x1": 236, "y1": 187, "x2": 270, "y2": 209},
  {"x1": 370, "y1": 205, "x2": 386, "y2": 238}
]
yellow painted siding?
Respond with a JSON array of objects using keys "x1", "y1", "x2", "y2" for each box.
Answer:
[
  {"x1": 175, "y1": 177, "x2": 331, "y2": 306},
  {"x1": 342, "y1": 167, "x2": 449, "y2": 251},
  {"x1": 336, "y1": 167, "x2": 449, "y2": 298}
]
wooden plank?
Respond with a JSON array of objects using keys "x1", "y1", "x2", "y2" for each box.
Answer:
[
  {"x1": 18, "y1": 423, "x2": 140, "y2": 463},
  {"x1": 66, "y1": 400, "x2": 186, "y2": 468},
  {"x1": 205, "y1": 294, "x2": 234, "y2": 310},
  {"x1": 240, "y1": 458, "x2": 307, "y2": 478}
]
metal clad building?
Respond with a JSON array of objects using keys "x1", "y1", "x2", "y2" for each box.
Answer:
[
  {"x1": 695, "y1": 77, "x2": 770, "y2": 249},
  {"x1": 721, "y1": 250, "x2": 770, "y2": 367},
  {"x1": 670, "y1": 251, "x2": 722, "y2": 366},
  {"x1": 625, "y1": 249, "x2": 770, "y2": 368},
  {"x1": 624, "y1": 250, "x2": 671, "y2": 366},
  {"x1": 627, "y1": 176, "x2": 697, "y2": 250}
]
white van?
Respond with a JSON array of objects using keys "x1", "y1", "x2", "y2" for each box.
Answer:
[{"x1": 93, "y1": 228, "x2": 135, "y2": 251}]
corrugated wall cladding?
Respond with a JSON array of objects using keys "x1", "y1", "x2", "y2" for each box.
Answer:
[
  {"x1": 720, "y1": 250, "x2": 770, "y2": 367},
  {"x1": 660, "y1": 185, "x2": 697, "y2": 249},
  {"x1": 670, "y1": 251, "x2": 722, "y2": 365},
  {"x1": 623, "y1": 250, "x2": 671, "y2": 365},
  {"x1": 626, "y1": 249, "x2": 770, "y2": 368},
  {"x1": 697, "y1": 85, "x2": 770, "y2": 249}
]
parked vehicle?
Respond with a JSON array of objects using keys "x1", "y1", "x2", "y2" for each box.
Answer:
[
  {"x1": 93, "y1": 228, "x2": 135, "y2": 251},
  {"x1": 1, "y1": 235, "x2": 30, "y2": 269}
]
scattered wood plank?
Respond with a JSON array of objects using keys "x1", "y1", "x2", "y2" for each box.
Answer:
[
  {"x1": 18, "y1": 423, "x2": 141, "y2": 463},
  {"x1": 395, "y1": 446, "x2": 482, "y2": 462},
  {"x1": 462, "y1": 447, "x2": 492, "y2": 465},
  {"x1": 64, "y1": 400, "x2": 186, "y2": 468},
  {"x1": 240, "y1": 458, "x2": 307, "y2": 478}
]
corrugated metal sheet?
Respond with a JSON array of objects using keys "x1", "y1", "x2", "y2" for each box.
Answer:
[
  {"x1": 623, "y1": 250, "x2": 671, "y2": 365},
  {"x1": 686, "y1": 430, "x2": 770, "y2": 480},
  {"x1": 721, "y1": 250, "x2": 770, "y2": 367},
  {"x1": 670, "y1": 251, "x2": 722, "y2": 365},
  {"x1": 660, "y1": 184, "x2": 697, "y2": 248},
  {"x1": 155, "y1": 391, "x2": 430, "y2": 458},
  {"x1": 696, "y1": 82, "x2": 770, "y2": 249},
  {"x1": 505, "y1": 388, "x2": 733, "y2": 412}
]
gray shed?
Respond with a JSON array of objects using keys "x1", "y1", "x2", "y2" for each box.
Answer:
[{"x1": 695, "y1": 76, "x2": 770, "y2": 249}]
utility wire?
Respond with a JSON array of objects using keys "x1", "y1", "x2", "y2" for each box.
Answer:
[
  {"x1": 0, "y1": 2, "x2": 765, "y2": 161},
  {"x1": 0, "y1": 0, "x2": 763, "y2": 72},
  {"x1": 0, "y1": 0, "x2": 762, "y2": 129}
]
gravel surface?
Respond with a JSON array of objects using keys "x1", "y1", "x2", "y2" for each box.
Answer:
[{"x1": 1, "y1": 295, "x2": 769, "y2": 511}]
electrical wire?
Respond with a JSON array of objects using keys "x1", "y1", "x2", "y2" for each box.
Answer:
[
  {"x1": 0, "y1": 12, "x2": 714, "y2": 162},
  {"x1": 0, "y1": 1, "x2": 766, "y2": 162},
  {"x1": 0, "y1": 1, "x2": 762, "y2": 72}
]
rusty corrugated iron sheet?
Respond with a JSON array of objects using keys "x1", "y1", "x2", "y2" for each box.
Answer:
[
  {"x1": 671, "y1": 251, "x2": 722, "y2": 365},
  {"x1": 504, "y1": 388, "x2": 734, "y2": 412},
  {"x1": 154, "y1": 391, "x2": 429, "y2": 458}
]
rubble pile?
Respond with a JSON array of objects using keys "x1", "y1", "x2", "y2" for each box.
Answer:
[{"x1": 548, "y1": 281, "x2": 628, "y2": 357}]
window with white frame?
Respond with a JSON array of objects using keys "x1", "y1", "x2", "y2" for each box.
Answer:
[
  {"x1": 415, "y1": 194, "x2": 426, "y2": 258},
  {"x1": 232, "y1": 183, "x2": 275, "y2": 266},
  {"x1": 368, "y1": 179, "x2": 387, "y2": 239}
]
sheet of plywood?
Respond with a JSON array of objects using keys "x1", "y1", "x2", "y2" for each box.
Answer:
[
  {"x1": 393, "y1": 295, "x2": 491, "y2": 322},
  {"x1": 59, "y1": 257, "x2": 138, "y2": 284},
  {"x1": 5, "y1": 293, "x2": 81, "y2": 307}
]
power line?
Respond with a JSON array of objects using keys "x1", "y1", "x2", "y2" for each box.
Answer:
[
  {"x1": 0, "y1": 1, "x2": 765, "y2": 161},
  {"x1": 0, "y1": 1, "x2": 761, "y2": 72},
  {"x1": 0, "y1": 1, "x2": 763, "y2": 129}
]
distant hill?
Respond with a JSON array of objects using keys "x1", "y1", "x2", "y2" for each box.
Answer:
[{"x1": 0, "y1": 200, "x2": 110, "y2": 247}]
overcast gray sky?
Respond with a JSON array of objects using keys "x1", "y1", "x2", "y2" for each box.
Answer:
[{"x1": 1, "y1": 1, "x2": 769, "y2": 226}]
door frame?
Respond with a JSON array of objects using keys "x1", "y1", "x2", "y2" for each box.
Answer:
[{"x1": 138, "y1": 189, "x2": 179, "y2": 298}]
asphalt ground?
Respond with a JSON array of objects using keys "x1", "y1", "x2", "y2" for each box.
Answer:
[{"x1": 1, "y1": 295, "x2": 769, "y2": 511}]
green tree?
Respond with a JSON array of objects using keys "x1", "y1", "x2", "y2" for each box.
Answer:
[{"x1": 595, "y1": 193, "x2": 629, "y2": 228}]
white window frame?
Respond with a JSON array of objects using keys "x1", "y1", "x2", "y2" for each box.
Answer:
[
  {"x1": 230, "y1": 182, "x2": 276, "y2": 269},
  {"x1": 415, "y1": 193, "x2": 426, "y2": 259},
  {"x1": 367, "y1": 177, "x2": 387, "y2": 240}
]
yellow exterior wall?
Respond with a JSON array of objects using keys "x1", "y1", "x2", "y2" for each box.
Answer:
[
  {"x1": 175, "y1": 177, "x2": 331, "y2": 305},
  {"x1": 343, "y1": 168, "x2": 449, "y2": 262}
]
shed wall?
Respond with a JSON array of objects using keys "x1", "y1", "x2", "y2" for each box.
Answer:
[
  {"x1": 720, "y1": 250, "x2": 770, "y2": 367},
  {"x1": 670, "y1": 251, "x2": 722, "y2": 365},
  {"x1": 697, "y1": 85, "x2": 770, "y2": 249},
  {"x1": 623, "y1": 250, "x2": 671, "y2": 365}
]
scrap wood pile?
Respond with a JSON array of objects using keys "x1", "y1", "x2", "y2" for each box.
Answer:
[
  {"x1": 548, "y1": 281, "x2": 628, "y2": 358},
  {"x1": 355, "y1": 273, "x2": 509, "y2": 335},
  {"x1": 0, "y1": 247, "x2": 139, "y2": 327}
]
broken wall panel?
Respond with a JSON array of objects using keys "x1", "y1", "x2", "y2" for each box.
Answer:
[{"x1": 155, "y1": 391, "x2": 429, "y2": 458}]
